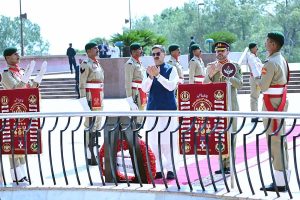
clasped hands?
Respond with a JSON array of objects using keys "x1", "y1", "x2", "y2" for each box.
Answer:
[{"x1": 146, "y1": 65, "x2": 160, "y2": 79}]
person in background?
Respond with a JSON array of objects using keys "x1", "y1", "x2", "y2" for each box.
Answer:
[
  {"x1": 110, "y1": 43, "x2": 120, "y2": 58},
  {"x1": 188, "y1": 36, "x2": 196, "y2": 61},
  {"x1": 167, "y1": 44, "x2": 184, "y2": 84},
  {"x1": 79, "y1": 42, "x2": 104, "y2": 165},
  {"x1": 66, "y1": 43, "x2": 77, "y2": 74},
  {"x1": 1, "y1": 47, "x2": 47, "y2": 182},
  {"x1": 188, "y1": 44, "x2": 205, "y2": 84},
  {"x1": 142, "y1": 45, "x2": 179, "y2": 180},
  {"x1": 246, "y1": 42, "x2": 263, "y2": 123}
]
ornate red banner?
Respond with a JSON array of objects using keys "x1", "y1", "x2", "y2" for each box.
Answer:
[
  {"x1": 0, "y1": 88, "x2": 41, "y2": 154},
  {"x1": 178, "y1": 83, "x2": 228, "y2": 155}
]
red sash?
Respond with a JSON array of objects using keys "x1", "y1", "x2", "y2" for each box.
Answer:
[
  {"x1": 263, "y1": 85, "x2": 287, "y2": 132},
  {"x1": 131, "y1": 80, "x2": 147, "y2": 106},
  {"x1": 85, "y1": 81, "x2": 103, "y2": 110}
]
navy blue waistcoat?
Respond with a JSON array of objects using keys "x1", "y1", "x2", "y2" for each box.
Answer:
[{"x1": 147, "y1": 63, "x2": 177, "y2": 110}]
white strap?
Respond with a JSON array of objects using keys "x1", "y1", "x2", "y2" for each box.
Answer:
[
  {"x1": 263, "y1": 87, "x2": 284, "y2": 95},
  {"x1": 86, "y1": 83, "x2": 103, "y2": 89},
  {"x1": 131, "y1": 82, "x2": 142, "y2": 88},
  {"x1": 194, "y1": 77, "x2": 204, "y2": 82}
]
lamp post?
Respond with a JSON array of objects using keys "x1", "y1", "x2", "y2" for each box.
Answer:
[
  {"x1": 129, "y1": 0, "x2": 132, "y2": 30},
  {"x1": 19, "y1": 0, "x2": 27, "y2": 56},
  {"x1": 197, "y1": 0, "x2": 205, "y2": 31}
]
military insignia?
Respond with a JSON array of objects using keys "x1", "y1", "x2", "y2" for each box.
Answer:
[
  {"x1": 221, "y1": 63, "x2": 236, "y2": 78},
  {"x1": 30, "y1": 142, "x2": 38, "y2": 152},
  {"x1": 80, "y1": 68, "x2": 85, "y2": 74},
  {"x1": 28, "y1": 95, "x2": 37, "y2": 105},
  {"x1": 2, "y1": 143, "x2": 11, "y2": 153},
  {"x1": 180, "y1": 91, "x2": 190, "y2": 101},
  {"x1": 215, "y1": 142, "x2": 225, "y2": 153},
  {"x1": 261, "y1": 67, "x2": 267, "y2": 75},
  {"x1": 214, "y1": 90, "x2": 224, "y2": 100},
  {"x1": 181, "y1": 143, "x2": 191, "y2": 153},
  {"x1": 1, "y1": 96, "x2": 9, "y2": 106},
  {"x1": 193, "y1": 98, "x2": 212, "y2": 112}
]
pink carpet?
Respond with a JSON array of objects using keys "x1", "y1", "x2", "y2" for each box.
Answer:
[{"x1": 154, "y1": 125, "x2": 300, "y2": 186}]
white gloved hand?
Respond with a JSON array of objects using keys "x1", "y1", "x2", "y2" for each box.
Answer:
[
  {"x1": 126, "y1": 97, "x2": 138, "y2": 110},
  {"x1": 34, "y1": 61, "x2": 47, "y2": 84},
  {"x1": 21, "y1": 60, "x2": 35, "y2": 83}
]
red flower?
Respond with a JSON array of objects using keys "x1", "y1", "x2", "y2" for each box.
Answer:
[{"x1": 99, "y1": 139, "x2": 156, "y2": 183}]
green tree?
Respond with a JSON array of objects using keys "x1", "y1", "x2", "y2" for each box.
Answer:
[
  {"x1": 0, "y1": 15, "x2": 49, "y2": 56},
  {"x1": 110, "y1": 29, "x2": 167, "y2": 57}
]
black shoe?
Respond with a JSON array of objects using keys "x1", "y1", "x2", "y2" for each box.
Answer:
[
  {"x1": 155, "y1": 172, "x2": 163, "y2": 179},
  {"x1": 251, "y1": 118, "x2": 262, "y2": 123},
  {"x1": 166, "y1": 171, "x2": 175, "y2": 180},
  {"x1": 87, "y1": 158, "x2": 98, "y2": 166},
  {"x1": 13, "y1": 176, "x2": 29, "y2": 183},
  {"x1": 260, "y1": 183, "x2": 287, "y2": 192},
  {"x1": 214, "y1": 167, "x2": 230, "y2": 174}
]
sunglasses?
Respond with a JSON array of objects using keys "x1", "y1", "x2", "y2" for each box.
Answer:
[{"x1": 152, "y1": 52, "x2": 161, "y2": 57}]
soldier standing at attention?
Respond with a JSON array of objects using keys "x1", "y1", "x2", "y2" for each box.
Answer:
[
  {"x1": 203, "y1": 41, "x2": 243, "y2": 174},
  {"x1": 79, "y1": 42, "x2": 104, "y2": 165},
  {"x1": 255, "y1": 32, "x2": 290, "y2": 192},
  {"x1": 247, "y1": 42, "x2": 263, "y2": 123},
  {"x1": 167, "y1": 44, "x2": 184, "y2": 84},
  {"x1": 1, "y1": 47, "x2": 47, "y2": 182},
  {"x1": 124, "y1": 43, "x2": 147, "y2": 116},
  {"x1": 188, "y1": 44, "x2": 205, "y2": 84}
]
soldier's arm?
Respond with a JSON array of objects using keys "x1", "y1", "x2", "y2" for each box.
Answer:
[
  {"x1": 124, "y1": 63, "x2": 134, "y2": 97},
  {"x1": 230, "y1": 65, "x2": 243, "y2": 89},
  {"x1": 255, "y1": 62, "x2": 274, "y2": 92},
  {"x1": 79, "y1": 62, "x2": 89, "y2": 97},
  {"x1": 1, "y1": 71, "x2": 27, "y2": 89},
  {"x1": 188, "y1": 61, "x2": 196, "y2": 84}
]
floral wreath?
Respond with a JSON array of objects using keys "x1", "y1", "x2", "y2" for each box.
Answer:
[{"x1": 99, "y1": 139, "x2": 156, "y2": 183}]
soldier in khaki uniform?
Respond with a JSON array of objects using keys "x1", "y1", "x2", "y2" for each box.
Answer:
[
  {"x1": 167, "y1": 44, "x2": 184, "y2": 84},
  {"x1": 188, "y1": 44, "x2": 205, "y2": 84},
  {"x1": 124, "y1": 43, "x2": 147, "y2": 115},
  {"x1": 79, "y1": 42, "x2": 104, "y2": 165},
  {"x1": 246, "y1": 42, "x2": 263, "y2": 123},
  {"x1": 203, "y1": 41, "x2": 243, "y2": 174},
  {"x1": 255, "y1": 32, "x2": 289, "y2": 192},
  {"x1": 1, "y1": 47, "x2": 47, "y2": 182}
]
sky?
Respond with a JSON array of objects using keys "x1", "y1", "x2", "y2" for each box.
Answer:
[{"x1": 0, "y1": 0, "x2": 190, "y2": 55}]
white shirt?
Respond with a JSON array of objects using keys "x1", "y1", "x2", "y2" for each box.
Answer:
[
  {"x1": 247, "y1": 52, "x2": 263, "y2": 78},
  {"x1": 110, "y1": 46, "x2": 120, "y2": 58}
]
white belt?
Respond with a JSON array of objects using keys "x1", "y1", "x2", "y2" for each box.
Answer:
[
  {"x1": 194, "y1": 77, "x2": 204, "y2": 82},
  {"x1": 263, "y1": 87, "x2": 284, "y2": 95},
  {"x1": 131, "y1": 82, "x2": 142, "y2": 88},
  {"x1": 86, "y1": 83, "x2": 104, "y2": 89}
]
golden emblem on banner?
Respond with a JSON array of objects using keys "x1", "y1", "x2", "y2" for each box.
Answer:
[
  {"x1": 30, "y1": 142, "x2": 38, "y2": 152},
  {"x1": 180, "y1": 91, "x2": 190, "y2": 101},
  {"x1": 28, "y1": 95, "x2": 37, "y2": 105},
  {"x1": 1, "y1": 96, "x2": 9, "y2": 106},
  {"x1": 3, "y1": 143, "x2": 11, "y2": 153},
  {"x1": 214, "y1": 90, "x2": 225, "y2": 100},
  {"x1": 193, "y1": 98, "x2": 212, "y2": 112}
]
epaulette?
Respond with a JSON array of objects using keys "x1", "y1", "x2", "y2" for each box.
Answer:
[
  {"x1": 3, "y1": 69, "x2": 8, "y2": 72},
  {"x1": 83, "y1": 60, "x2": 88, "y2": 64},
  {"x1": 263, "y1": 59, "x2": 269, "y2": 64},
  {"x1": 191, "y1": 59, "x2": 195, "y2": 62}
]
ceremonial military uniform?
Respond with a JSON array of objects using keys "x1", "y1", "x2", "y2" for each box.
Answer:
[
  {"x1": 124, "y1": 44, "x2": 146, "y2": 111},
  {"x1": 79, "y1": 42, "x2": 104, "y2": 165},
  {"x1": 255, "y1": 32, "x2": 289, "y2": 191},
  {"x1": 167, "y1": 44, "x2": 184, "y2": 84},
  {"x1": 188, "y1": 44, "x2": 205, "y2": 84},
  {"x1": 1, "y1": 47, "x2": 47, "y2": 182},
  {"x1": 203, "y1": 42, "x2": 243, "y2": 172}
]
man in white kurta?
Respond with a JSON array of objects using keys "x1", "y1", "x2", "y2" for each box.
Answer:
[{"x1": 141, "y1": 45, "x2": 179, "y2": 180}]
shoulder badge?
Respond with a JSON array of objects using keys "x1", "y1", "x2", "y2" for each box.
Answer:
[{"x1": 263, "y1": 59, "x2": 269, "y2": 64}]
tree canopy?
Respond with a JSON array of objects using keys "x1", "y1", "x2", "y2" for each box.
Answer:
[
  {"x1": 0, "y1": 15, "x2": 49, "y2": 56},
  {"x1": 129, "y1": 0, "x2": 299, "y2": 61}
]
